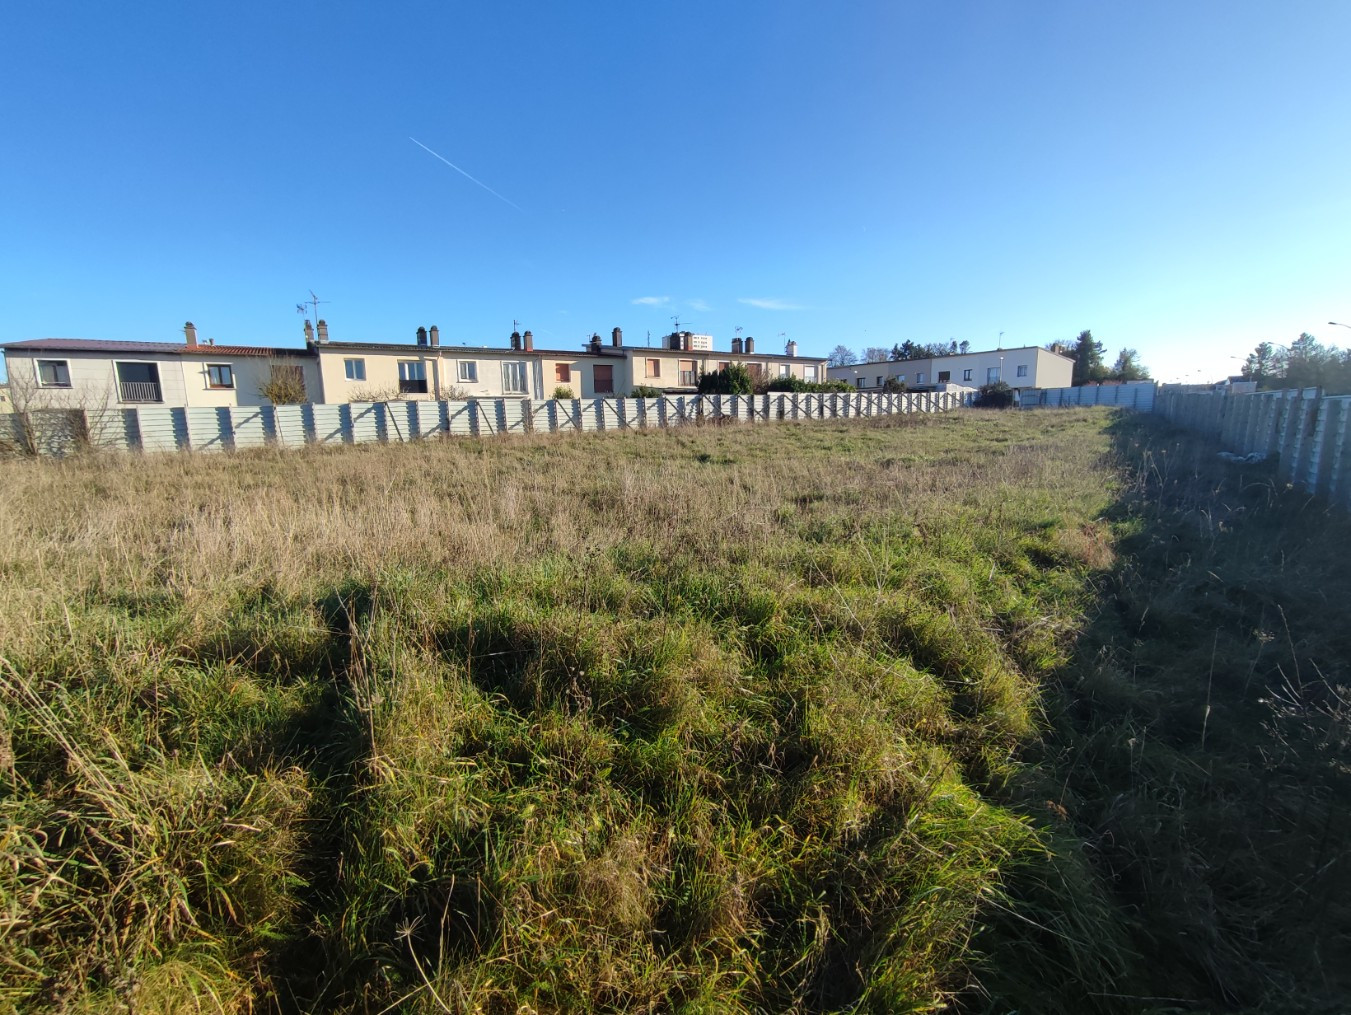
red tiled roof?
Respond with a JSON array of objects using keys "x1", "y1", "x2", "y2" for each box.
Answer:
[{"x1": 1, "y1": 338, "x2": 312, "y2": 357}]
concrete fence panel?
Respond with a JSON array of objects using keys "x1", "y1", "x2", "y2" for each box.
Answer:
[
  {"x1": 0, "y1": 385, "x2": 973, "y2": 460},
  {"x1": 230, "y1": 406, "x2": 273, "y2": 449},
  {"x1": 274, "y1": 405, "x2": 310, "y2": 446},
  {"x1": 347, "y1": 403, "x2": 382, "y2": 443}
]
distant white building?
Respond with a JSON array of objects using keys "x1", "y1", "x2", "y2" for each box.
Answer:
[
  {"x1": 661, "y1": 331, "x2": 713, "y2": 352},
  {"x1": 828, "y1": 345, "x2": 1073, "y2": 392}
]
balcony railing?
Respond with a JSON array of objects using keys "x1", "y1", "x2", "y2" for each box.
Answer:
[{"x1": 119, "y1": 381, "x2": 162, "y2": 403}]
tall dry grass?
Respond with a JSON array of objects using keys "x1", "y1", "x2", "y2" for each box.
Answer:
[{"x1": 0, "y1": 410, "x2": 1138, "y2": 1013}]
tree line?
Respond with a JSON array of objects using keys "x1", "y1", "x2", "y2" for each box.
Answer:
[
  {"x1": 1241, "y1": 333, "x2": 1351, "y2": 395},
  {"x1": 827, "y1": 330, "x2": 1151, "y2": 386}
]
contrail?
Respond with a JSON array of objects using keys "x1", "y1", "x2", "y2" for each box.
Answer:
[{"x1": 409, "y1": 137, "x2": 523, "y2": 212}]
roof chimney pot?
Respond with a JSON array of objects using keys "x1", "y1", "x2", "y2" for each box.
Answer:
[
  {"x1": 303, "y1": 319, "x2": 315, "y2": 344},
  {"x1": 429, "y1": 325, "x2": 440, "y2": 347},
  {"x1": 612, "y1": 326, "x2": 622, "y2": 347},
  {"x1": 510, "y1": 330, "x2": 521, "y2": 351},
  {"x1": 184, "y1": 321, "x2": 198, "y2": 349},
  {"x1": 316, "y1": 319, "x2": 329, "y2": 343},
  {"x1": 745, "y1": 335, "x2": 755, "y2": 354},
  {"x1": 523, "y1": 330, "x2": 534, "y2": 351}
]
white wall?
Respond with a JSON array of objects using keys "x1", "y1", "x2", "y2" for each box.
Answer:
[{"x1": 829, "y1": 347, "x2": 1073, "y2": 390}]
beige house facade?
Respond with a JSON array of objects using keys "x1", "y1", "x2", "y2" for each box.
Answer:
[
  {"x1": 1, "y1": 325, "x2": 320, "y2": 411},
  {"x1": 2, "y1": 319, "x2": 834, "y2": 411},
  {"x1": 829, "y1": 345, "x2": 1073, "y2": 392}
]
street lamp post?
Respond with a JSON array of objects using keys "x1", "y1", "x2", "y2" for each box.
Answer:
[{"x1": 1329, "y1": 321, "x2": 1351, "y2": 331}]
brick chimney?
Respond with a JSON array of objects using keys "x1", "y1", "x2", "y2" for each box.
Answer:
[
  {"x1": 589, "y1": 333, "x2": 602, "y2": 353},
  {"x1": 429, "y1": 325, "x2": 440, "y2": 347},
  {"x1": 316, "y1": 319, "x2": 329, "y2": 343},
  {"x1": 745, "y1": 335, "x2": 755, "y2": 354},
  {"x1": 416, "y1": 326, "x2": 428, "y2": 346},
  {"x1": 523, "y1": 330, "x2": 534, "y2": 351},
  {"x1": 731, "y1": 336, "x2": 743, "y2": 355},
  {"x1": 683, "y1": 332, "x2": 692, "y2": 352},
  {"x1": 510, "y1": 330, "x2": 521, "y2": 350},
  {"x1": 303, "y1": 320, "x2": 314, "y2": 344},
  {"x1": 611, "y1": 327, "x2": 622, "y2": 347},
  {"x1": 786, "y1": 339, "x2": 797, "y2": 358},
  {"x1": 184, "y1": 321, "x2": 198, "y2": 349}
]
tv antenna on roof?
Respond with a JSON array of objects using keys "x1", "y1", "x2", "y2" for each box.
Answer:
[
  {"x1": 296, "y1": 290, "x2": 329, "y2": 322},
  {"x1": 735, "y1": 325, "x2": 743, "y2": 339}
]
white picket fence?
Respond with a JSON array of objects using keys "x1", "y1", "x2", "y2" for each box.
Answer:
[
  {"x1": 1156, "y1": 386, "x2": 1351, "y2": 508},
  {"x1": 0, "y1": 390, "x2": 972, "y2": 458}
]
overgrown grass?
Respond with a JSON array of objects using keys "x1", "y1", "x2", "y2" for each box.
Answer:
[{"x1": 0, "y1": 409, "x2": 1345, "y2": 1013}]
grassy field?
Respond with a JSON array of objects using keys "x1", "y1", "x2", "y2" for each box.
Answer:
[{"x1": 0, "y1": 409, "x2": 1346, "y2": 1014}]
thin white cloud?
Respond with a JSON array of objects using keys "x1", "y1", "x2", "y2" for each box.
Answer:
[
  {"x1": 631, "y1": 296, "x2": 671, "y2": 306},
  {"x1": 687, "y1": 298, "x2": 712, "y2": 312},
  {"x1": 738, "y1": 297, "x2": 804, "y2": 311}
]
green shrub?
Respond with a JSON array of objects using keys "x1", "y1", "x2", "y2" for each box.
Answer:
[
  {"x1": 629, "y1": 385, "x2": 662, "y2": 398},
  {"x1": 697, "y1": 363, "x2": 754, "y2": 394},
  {"x1": 975, "y1": 381, "x2": 1015, "y2": 407},
  {"x1": 552, "y1": 385, "x2": 574, "y2": 399},
  {"x1": 767, "y1": 376, "x2": 853, "y2": 393}
]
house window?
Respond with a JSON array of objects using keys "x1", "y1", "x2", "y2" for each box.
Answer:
[
  {"x1": 778, "y1": 364, "x2": 789, "y2": 377},
  {"x1": 344, "y1": 358, "x2": 366, "y2": 381},
  {"x1": 803, "y1": 366, "x2": 818, "y2": 382},
  {"x1": 459, "y1": 361, "x2": 478, "y2": 383},
  {"x1": 116, "y1": 362, "x2": 162, "y2": 403},
  {"x1": 937, "y1": 370, "x2": 951, "y2": 382},
  {"x1": 962, "y1": 369, "x2": 973, "y2": 382},
  {"x1": 1016, "y1": 365, "x2": 1028, "y2": 378},
  {"x1": 36, "y1": 359, "x2": 71, "y2": 387},
  {"x1": 856, "y1": 377, "x2": 865, "y2": 389},
  {"x1": 679, "y1": 359, "x2": 697, "y2": 386},
  {"x1": 593, "y1": 364, "x2": 615, "y2": 394},
  {"x1": 875, "y1": 376, "x2": 883, "y2": 387},
  {"x1": 987, "y1": 367, "x2": 1000, "y2": 383},
  {"x1": 646, "y1": 358, "x2": 661, "y2": 378},
  {"x1": 398, "y1": 360, "x2": 428, "y2": 394},
  {"x1": 915, "y1": 372, "x2": 925, "y2": 384},
  {"x1": 555, "y1": 363, "x2": 571, "y2": 383},
  {"x1": 717, "y1": 361, "x2": 729, "y2": 372},
  {"x1": 207, "y1": 364, "x2": 234, "y2": 389},
  {"x1": 502, "y1": 361, "x2": 528, "y2": 394}
]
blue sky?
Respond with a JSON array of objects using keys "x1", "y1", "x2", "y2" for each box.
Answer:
[{"x1": 3, "y1": 1, "x2": 1350, "y2": 383}]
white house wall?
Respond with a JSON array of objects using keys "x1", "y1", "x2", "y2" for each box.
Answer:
[{"x1": 829, "y1": 347, "x2": 1073, "y2": 390}]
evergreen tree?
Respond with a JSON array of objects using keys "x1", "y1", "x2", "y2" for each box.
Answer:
[
  {"x1": 1071, "y1": 330, "x2": 1106, "y2": 385},
  {"x1": 1241, "y1": 342, "x2": 1278, "y2": 387},
  {"x1": 1112, "y1": 348, "x2": 1150, "y2": 381}
]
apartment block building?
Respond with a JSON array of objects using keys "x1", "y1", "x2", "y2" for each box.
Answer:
[
  {"x1": 828, "y1": 345, "x2": 1073, "y2": 392},
  {"x1": 1, "y1": 324, "x2": 320, "y2": 411},
  {"x1": 2, "y1": 320, "x2": 832, "y2": 410}
]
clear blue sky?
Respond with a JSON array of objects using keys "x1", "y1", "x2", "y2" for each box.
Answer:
[{"x1": 4, "y1": 1, "x2": 1350, "y2": 383}]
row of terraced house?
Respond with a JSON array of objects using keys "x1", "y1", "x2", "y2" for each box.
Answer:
[{"x1": 0, "y1": 322, "x2": 832, "y2": 410}]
